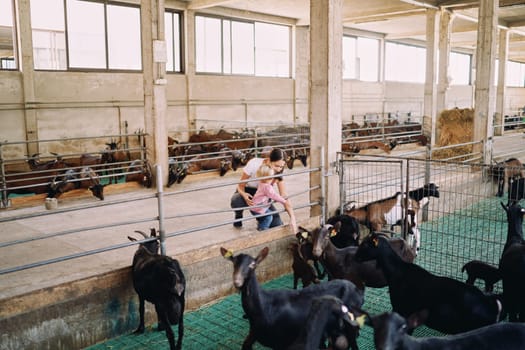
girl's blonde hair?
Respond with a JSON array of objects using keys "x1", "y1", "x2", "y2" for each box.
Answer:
[{"x1": 257, "y1": 164, "x2": 274, "y2": 179}]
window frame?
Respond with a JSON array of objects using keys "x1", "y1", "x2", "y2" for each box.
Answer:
[
  {"x1": 165, "y1": 9, "x2": 184, "y2": 74},
  {"x1": 194, "y1": 13, "x2": 291, "y2": 78},
  {"x1": 64, "y1": 0, "x2": 142, "y2": 72}
]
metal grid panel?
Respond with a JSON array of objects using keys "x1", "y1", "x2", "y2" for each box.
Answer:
[{"x1": 339, "y1": 158, "x2": 508, "y2": 290}]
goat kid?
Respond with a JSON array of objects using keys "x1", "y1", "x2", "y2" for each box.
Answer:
[
  {"x1": 355, "y1": 233, "x2": 503, "y2": 334},
  {"x1": 289, "y1": 241, "x2": 320, "y2": 289},
  {"x1": 461, "y1": 260, "x2": 501, "y2": 293},
  {"x1": 128, "y1": 229, "x2": 186, "y2": 350},
  {"x1": 220, "y1": 246, "x2": 364, "y2": 350},
  {"x1": 499, "y1": 202, "x2": 525, "y2": 322},
  {"x1": 367, "y1": 310, "x2": 525, "y2": 350}
]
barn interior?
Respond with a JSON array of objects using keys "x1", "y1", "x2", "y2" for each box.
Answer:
[{"x1": 1, "y1": 0, "x2": 525, "y2": 349}]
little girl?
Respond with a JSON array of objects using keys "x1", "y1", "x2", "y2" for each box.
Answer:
[{"x1": 250, "y1": 164, "x2": 297, "y2": 232}]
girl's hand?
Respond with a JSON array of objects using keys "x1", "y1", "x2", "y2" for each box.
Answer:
[{"x1": 244, "y1": 193, "x2": 253, "y2": 206}]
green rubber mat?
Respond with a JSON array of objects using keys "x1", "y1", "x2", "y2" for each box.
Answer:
[{"x1": 87, "y1": 196, "x2": 518, "y2": 349}]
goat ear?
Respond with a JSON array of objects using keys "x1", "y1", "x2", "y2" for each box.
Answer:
[
  {"x1": 220, "y1": 247, "x2": 234, "y2": 259},
  {"x1": 256, "y1": 247, "x2": 269, "y2": 264},
  {"x1": 128, "y1": 236, "x2": 137, "y2": 242}
]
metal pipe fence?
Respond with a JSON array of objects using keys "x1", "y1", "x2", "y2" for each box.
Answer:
[{"x1": 0, "y1": 165, "x2": 321, "y2": 276}]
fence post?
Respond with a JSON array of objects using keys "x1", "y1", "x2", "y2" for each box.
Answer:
[
  {"x1": 0, "y1": 142, "x2": 10, "y2": 209},
  {"x1": 320, "y1": 146, "x2": 326, "y2": 225},
  {"x1": 156, "y1": 164, "x2": 167, "y2": 256}
]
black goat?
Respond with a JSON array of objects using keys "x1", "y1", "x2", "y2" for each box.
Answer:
[
  {"x1": 311, "y1": 223, "x2": 415, "y2": 291},
  {"x1": 286, "y1": 295, "x2": 364, "y2": 350},
  {"x1": 289, "y1": 241, "x2": 320, "y2": 289},
  {"x1": 220, "y1": 246, "x2": 364, "y2": 350},
  {"x1": 407, "y1": 183, "x2": 440, "y2": 201},
  {"x1": 499, "y1": 202, "x2": 525, "y2": 322},
  {"x1": 128, "y1": 229, "x2": 186, "y2": 350},
  {"x1": 367, "y1": 311, "x2": 525, "y2": 350},
  {"x1": 355, "y1": 232, "x2": 503, "y2": 334},
  {"x1": 461, "y1": 260, "x2": 501, "y2": 293},
  {"x1": 326, "y1": 214, "x2": 361, "y2": 248}
]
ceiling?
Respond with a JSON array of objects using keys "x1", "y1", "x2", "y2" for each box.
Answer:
[{"x1": 185, "y1": 0, "x2": 525, "y2": 63}]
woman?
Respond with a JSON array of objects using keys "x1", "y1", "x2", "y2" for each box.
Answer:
[{"x1": 230, "y1": 148, "x2": 295, "y2": 230}]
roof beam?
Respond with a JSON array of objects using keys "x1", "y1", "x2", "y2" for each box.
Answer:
[
  {"x1": 187, "y1": 0, "x2": 236, "y2": 10},
  {"x1": 344, "y1": 8, "x2": 426, "y2": 24}
]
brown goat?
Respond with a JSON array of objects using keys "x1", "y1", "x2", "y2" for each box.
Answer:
[
  {"x1": 345, "y1": 193, "x2": 428, "y2": 253},
  {"x1": 125, "y1": 160, "x2": 153, "y2": 188},
  {"x1": 186, "y1": 149, "x2": 232, "y2": 176},
  {"x1": 101, "y1": 140, "x2": 130, "y2": 184}
]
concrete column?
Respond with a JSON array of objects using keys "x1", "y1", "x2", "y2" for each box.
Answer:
[
  {"x1": 185, "y1": 10, "x2": 196, "y2": 130},
  {"x1": 437, "y1": 10, "x2": 452, "y2": 117},
  {"x1": 141, "y1": 0, "x2": 169, "y2": 186},
  {"x1": 423, "y1": 9, "x2": 439, "y2": 147},
  {"x1": 473, "y1": 0, "x2": 498, "y2": 163},
  {"x1": 309, "y1": 0, "x2": 343, "y2": 218},
  {"x1": 16, "y1": 0, "x2": 38, "y2": 155},
  {"x1": 495, "y1": 28, "x2": 509, "y2": 136}
]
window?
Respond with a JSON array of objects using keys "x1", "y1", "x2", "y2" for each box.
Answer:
[
  {"x1": 342, "y1": 36, "x2": 379, "y2": 81},
  {"x1": 64, "y1": 0, "x2": 141, "y2": 70},
  {"x1": 385, "y1": 42, "x2": 426, "y2": 83},
  {"x1": 342, "y1": 36, "x2": 356, "y2": 79},
  {"x1": 449, "y1": 52, "x2": 471, "y2": 85},
  {"x1": 31, "y1": 0, "x2": 66, "y2": 70},
  {"x1": 165, "y1": 11, "x2": 183, "y2": 73},
  {"x1": 0, "y1": 0, "x2": 16, "y2": 70},
  {"x1": 195, "y1": 15, "x2": 290, "y2": 77},
  {"x1": 507, "y1": 60, "x2": 525, "y2": 87},
  {"x1": 30, "y1": 0, "x2": 142, "y2": 70}
]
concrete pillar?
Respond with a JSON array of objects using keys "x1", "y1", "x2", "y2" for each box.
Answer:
[
  {"x1": 423, "y1": 9, "x2": 439, "y2": 147},
  {"x1": 437, "y1": 10, "x2": 452, "y2": 117},
  {"x1": 141, "y1": 0, "x2": 169, "y2": 186},
  {"x1": 185, "y1": 10, "x2": 196, "y2": 130},
  {"x1": 495, "y1": 28, "x2": 509, "y2": 136},
  {"x1": 309, "y1": 0, "x2": 343, "y2": 218},
  {"x1": 15, "y1": 0, "x2": 38, "y2": 156},
  {"x1": 473, "y1": 0, "x2": 498, "y2": 163}
]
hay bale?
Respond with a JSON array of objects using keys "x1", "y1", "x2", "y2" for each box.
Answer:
[{"x1": 433, "y1": 108, "x2": 474, "y2": 160}]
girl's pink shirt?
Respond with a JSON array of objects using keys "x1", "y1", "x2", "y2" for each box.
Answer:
[{"x1": 251, "y1": 182, "x2": 286, "y2": 214}]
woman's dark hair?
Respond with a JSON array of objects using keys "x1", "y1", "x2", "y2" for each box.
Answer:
[
  {"x1": 269, "y1": 148, "x2": 286, "y2": 162},
  {"x1": 269, "y1": 148, "x2": 286, "y2": 180}
]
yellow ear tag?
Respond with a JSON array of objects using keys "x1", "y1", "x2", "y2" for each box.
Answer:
[
  {"x1": 330, "y1": 229, "x2": 337, "y2": 237},
  {"x1": 372, "y1": 237, "x2": 379, "y2": 247},
  {"x1": 356, "y1": 314, "x2": 366, "y2": 328},
  {"x1": 301, "y1": 232, "x2": 309, "y2": 239},
  {"x1": 224, "y1": 250, "x2": 233, "y2": 258}
]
